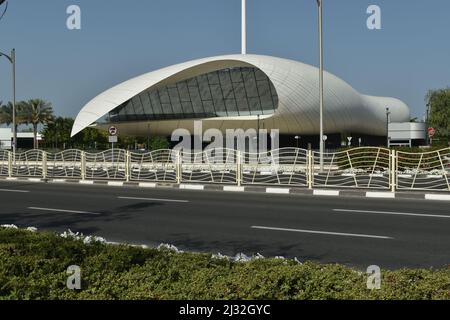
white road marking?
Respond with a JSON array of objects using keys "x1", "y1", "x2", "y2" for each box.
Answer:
[
  {"x1": 266, "y1": 188, "x2": 290, "y2": 194},
  {"x1": 108, "y1": 181, "x2": 124, "y2": 187},
  {"x1": 117, "y1": 196, "x2": 189, "y2": 203},
  {"x1": 28, "y1": 207, "x2": 101, "y2": 215},
  {"x1": 425, "y1": 194, "x2": 450, "y2": 201},
  {"x1": 79, "y1": 180, "x2": 94, "y2": 185},
  {"x1": 0, "y1": 189, "x2": 30, "y2": 193},
  {"x1": 179, "y1": 184, "x2": 204, "y2": 190},
  {"x1": 333, "y1": 208, "x2": 450, "y2": 219},
  {"x1": 139, "y1": 182, "x2": 157, "y2": 188},
  {"x1": 251, "y1": 226, "x2": 393, "y2": 240},
  {"x1": 366, "y1": 192, "x2": 395, "y2": 199},
  {"x1": 313, "y1": 190, "x2": 339, "y2": 196},
  {"x1": 223, "y1": 186, "x2": 245, "y2": 192}
]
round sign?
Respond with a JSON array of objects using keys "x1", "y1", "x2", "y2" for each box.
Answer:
[
  {"x1": 428, "y1": 127, "x2": 436, "y2": 138},
  {"x1": 109, "y1": 126, "x2": 118, "y2": 136}
]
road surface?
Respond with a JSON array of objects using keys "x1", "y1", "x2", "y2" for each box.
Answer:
[{"x1": 0, "y1": 180, "x2": 449, "y2": 269}]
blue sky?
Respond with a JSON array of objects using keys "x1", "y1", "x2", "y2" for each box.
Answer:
[{"x1": 0, "y1": 0, "x2": 449, "y2": 120}]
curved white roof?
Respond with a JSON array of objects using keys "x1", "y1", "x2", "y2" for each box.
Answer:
[{"x1": 71, "y1": 54, "x2": 410, "y2": 137}]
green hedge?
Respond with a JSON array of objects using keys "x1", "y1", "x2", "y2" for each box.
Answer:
[{"x1": 0, "y1": 228, "x2": 449, "y2": 300}]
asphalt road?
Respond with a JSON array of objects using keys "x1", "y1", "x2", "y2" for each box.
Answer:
[{"x1": 0, "y1": 180, "x2": 449, "y2": 270}]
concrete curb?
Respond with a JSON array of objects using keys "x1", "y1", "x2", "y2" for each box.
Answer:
[{"x1": 1, "y1": 176, "x2": 450, "y2": 201}]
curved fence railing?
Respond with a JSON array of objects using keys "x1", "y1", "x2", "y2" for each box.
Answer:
[
  {"x1": 0, "y1": 150, "x2": 9, "y2": 176},
  {"x1": 85, "y1": 149, "x2": 127, "y2": 180},
  {"x1": 47, "y1": 149, "x2": 83, "y2": 179},
  {"x1": 12, "y1": 150, "x2": 45, "y2": 177},
  {"x1": 181, "y1": 148, "x2": 238, "y2": 184},
  {"x1": 313, "y1": 147, "x2": 391, "y2": 189},
  {"x1": 130, "y1": 149, "x2": 177, "y2": 182},
  {"x1": 396, "y1": 148, "x2": 450, "y2": 191},
  {"x1": 242, "y1": 148, "x2": 309, "y2": 186},
  {"x1": 0, "y1": 147, "x2": 449, "y2": 192}
]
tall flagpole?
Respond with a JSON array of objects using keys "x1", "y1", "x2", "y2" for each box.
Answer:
[
  {"x1": 242, "y1": 0, "x2": 247, "y2": 55},
  {"x1": 317, "y1": 0, "x2": 324, "y2": 171}
]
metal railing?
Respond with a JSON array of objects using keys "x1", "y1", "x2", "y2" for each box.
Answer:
[
  {"x1": 47, "y1": 149, "x2": 83, "y2": 179},
  {"x1": 181, "y1": 148, "x2": 238, "y2": 185},
  {"x1": 0, "y1": 147, "x2": 449, "y2": 192},
  {"x1": 130, "y1": 149, "x2": 177, "y2": 182},
  {"x1": 84, "y1": 149, "x2": 127, "y2": 180},
  {"x1": 312, "y1": 147, "x2": 391, "y2": 189},
  {"x1": 396, "y1": 148, "x2": 450, "y2": 191},
  {"x1": 242, "y1": 148, "x2": 309, "y2": 187}
]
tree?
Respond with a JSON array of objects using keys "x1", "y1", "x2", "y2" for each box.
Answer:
[
  {"x1": 0, "y1": 101, "x2": 28, "y2": 134},
  {"x1": 426, "y1": 88, "x2": 450, "y2": 141},
  {"x1": 22, "y1": 99, "x2": 54, "y2": 149},
  {"x1": 77, "y1": 127, "x2": 108, "y2": 150},
  {"x1": 149, "y1": 136, "x2": 170, "y2": 151},
  {"x1": 42, "y1": 117, "x2": 74, "y2": 149}
]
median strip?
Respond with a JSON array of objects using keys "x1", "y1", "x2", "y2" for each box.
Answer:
[
  {"x1": 333, "y1": 208, "x2": 450, "y2": 219},
  {"x1": 27, "y1": 207, "x2": 101, "y2": 215},
  {"x1": 251, "y1": 226, "x2": 393, "y2": 240}
]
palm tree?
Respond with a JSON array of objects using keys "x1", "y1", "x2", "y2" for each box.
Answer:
[
  {"x1": 0, "y1": 100, "x2": 28, "y2": 135},
  {"x1": 22, "y1": 99, "x2": 54, "y2": 149}
]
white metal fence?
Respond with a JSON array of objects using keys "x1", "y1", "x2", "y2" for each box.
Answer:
[
  {"x1": 0, "y1": 147, "x2": 449, "y2": 192},
  {"x1": 396, "y1": 148, "x2": 450, "y2": 191}
]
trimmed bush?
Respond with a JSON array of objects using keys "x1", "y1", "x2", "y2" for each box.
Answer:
[{"x1": 0, "y1": 228, "x2": 449, "y2": 300}]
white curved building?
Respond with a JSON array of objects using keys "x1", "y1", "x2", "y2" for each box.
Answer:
[{"x1": 71, "y1": 54, "x2": 410, "y2": 142}]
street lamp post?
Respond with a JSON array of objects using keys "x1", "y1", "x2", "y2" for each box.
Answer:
[
  {"x1": 294, "y1": 136, "x2": 300, "y2": 148},
  {"x1": 316, "y1": 0, "x2": 325, "y2": 171},
  {"x1": 386, "y1": 107, "x2": 391, "y2": 148},
  {"x1": 242, "y1": 0, "x2": 247, "y2": 55},
  {"x1": 426, "y1": 103, "x2": 431, "y2": 146},
  {"x1": 256, "y1": 114, "x2": 260, "y2": 153},
  {"x1": 0, "y1": 48, "x2": 16, "y2": 154}
]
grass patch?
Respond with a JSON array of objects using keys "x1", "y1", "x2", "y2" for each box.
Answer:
[{"x1": 0, "y1": 227, "x2": 449, "y2": 300}]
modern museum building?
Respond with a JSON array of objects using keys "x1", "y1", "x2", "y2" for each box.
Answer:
[{"x1": 71, "y1": 54, "x2": 411, "y2": 148}]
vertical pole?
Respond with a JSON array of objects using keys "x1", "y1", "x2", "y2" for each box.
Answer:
[
  {"x1": 111, "y1": 141, "x2": 114, "y2": 165},
  {"x1": 308, "y1": 149, "x2": 313, "y2": 189},
  {"x1": 81, "y1": 151, "x2": 86, "y2": 180},
  {"x1": 386, "y1": 107, "x2": 390, "y2": 148},
  {"x1": 391, "y1": 150, "x2": 396, "y2": 193},
  {"x1": 317, "y1": 1, "x2": 324, "y2": 172},
  {"x1": 42, "y1": 151, "x2": 47, "y2": 180},
  {"x1": 12, "y1": 49, "x2": 17, "y2": 155},
  {"x1": 8, "y1": 151, "x2": 12, "y2": 178},
  {"x1": 237, "y1": 151, "x2": 242, "y2": 187},
  {"x1": 125, "y1": 150, "x2": 131, "y2": 182},
  {"x1": 176, "y1": 150, "x2": 182, "y2": 184},
  {"x1": 256, "y1": 115, "x2": 260, "y2": 154},
  {"x1": 242, "y1": 0, "x2": 247, "y2": 55}
]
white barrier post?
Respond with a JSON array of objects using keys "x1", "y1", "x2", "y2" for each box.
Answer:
[
  {"x1": 81, "y1": 151, "x2": 86, "y2": 181},
  {"x1": 391, "y1": 150, "x2": 396, "y2": 193},
  {"x1": 237, "y1": 151, "x2": 242, "y2": 187},
  {"x1": 42, "y1": 151, "x2": 47, "y2": 179},
  {"x1": 8, "y1": 151, "x2": 12, "y2": 178},
  {"x1": 125, "y1": 150, "x2": 131, "y2": 182},
  {"x1": 176, "y1": 150, "x2": 182, "y2": 184},
  {"x1": 308, "y1": 149, "x2": 313, "y2": 189}
]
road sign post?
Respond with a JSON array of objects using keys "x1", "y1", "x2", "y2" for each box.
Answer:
[
  {"x1": 428, "y1": 127, "x2": 435, "y2": 145},
  {"x1": 109, "y1": 126, "x2": 118, "y2": 165},
  {"x1": 347, "y1": 137, "x2": 353, "y2": 147}
]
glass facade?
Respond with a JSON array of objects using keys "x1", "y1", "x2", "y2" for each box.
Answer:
[{"x1": 108, "y1": 67, "x2": 278, "y2": 122}]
